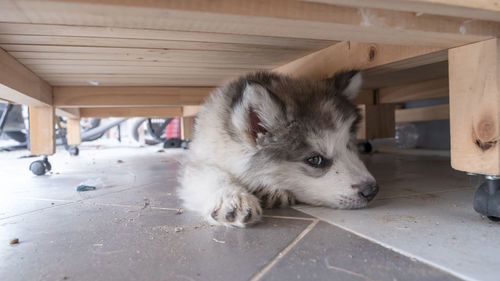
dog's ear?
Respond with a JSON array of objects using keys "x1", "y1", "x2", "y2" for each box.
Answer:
[
  {"x1": 326, "y1": 70, "x2": 362, "y2": 101},
  {"x1": 232, "y1": 82, "x2": 286, "y2": 144}
]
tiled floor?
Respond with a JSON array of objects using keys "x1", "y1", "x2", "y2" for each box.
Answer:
[{"x1": 0, "y1": 145, "x2": 495, "y2": 281}]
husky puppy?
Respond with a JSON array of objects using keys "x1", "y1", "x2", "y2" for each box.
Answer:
[{"x1": 179, "y1": 71, "x2": 378, "y2": 227}]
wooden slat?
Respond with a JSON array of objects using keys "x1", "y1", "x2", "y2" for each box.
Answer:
[
  {"x1": 6, "y1": 46, "x2": 303, "y2": 66},
  {"x1": 379, "y1": 78, "x2": 449, "y2": 103},
  {"x1": 305, "y1": 0, "x2": 500, "y2": 22},
  {"x1": 395, "y1": 104, "x2": 449, "y2": 123},
  {"x1": 0, "y1": 34, "x2": 328, "y2": 53},
  {"x1": 0, "y1": 22, "x2": 335, "y2": 49},
  {"x1": 66, "y1": 117, "x2": 81, "y2": 145},
  {"x1": 274, "y1": 41, "x2": 443, "y2": 79},
  {"x1": 42, "y1": 76, "x2": 227, "y2": 87},
  {"x1": 53, "y1": 87, "x2": 214, "y2": 107},
  {"x1": 0, "y1": 48, "x2": 52, "y2": 106},
  {"x1": 449, "y1": 38, "x2": 500, "y2": 175},
  {"x1": 1, "y1": 0, "x2": 497, "y2": 47},
  {"x1": 29, "y1": 106, "x2": 55, "y2": 155},
  {"x1": 80, "y1": 107, "x2": 183, "y2": 118}
]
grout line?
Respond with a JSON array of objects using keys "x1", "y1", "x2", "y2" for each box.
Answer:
[
  {"x1": 0, "y1": 201, "x2": 76, "y2": 221},
  {"x1": 249, "y1": 218, "x2": 319, "y2": 281},
  {"x1": 262, "y1": 215, "x2": 315, "y2": 221}
]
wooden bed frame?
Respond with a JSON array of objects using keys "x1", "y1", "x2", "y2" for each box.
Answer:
[{"x1": 1, "y1": 0, "x2": 499, "y2": 176}]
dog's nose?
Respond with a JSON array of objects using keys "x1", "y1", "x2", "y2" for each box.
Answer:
[{"x1": 357, "y1": 183, "x2": 379, "y2": 202}]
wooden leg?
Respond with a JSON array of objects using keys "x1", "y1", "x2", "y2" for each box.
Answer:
[
  {"x1": 29, "y1": 106, "x2": 55, "y2": 155},
  {"x1": 181, "y1": 116, "x2": 195, "y2": 140},
  {"x1": 66, "y1": 118, "x2": 81, "y2": 145},
  {"x1": 449, "y1": 38, "x2": 500, "y2": 175},
  {"x1": 357, "y1": 104, "x2": 395, "y2": 140}
]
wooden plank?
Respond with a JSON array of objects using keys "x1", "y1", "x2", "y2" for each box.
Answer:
[
  {"x1": 27, "y1": 64, "x2": 254, "y2": 76},
  {"x1": 274, "y1": 41, "x2": 443, "y2": 79},
  {"x1": 357, "y1": 104, "x2": 395, "y2": 139},
  {"x1": 6, "y1": 46, "x2": 303, "y2": 67},
  {"x1": 0, "y1": 34, "x2": 327, "y2": 53},
  {"x1": 449, "y1": 38, "x2": 500, "y2": 175},
  {"x1": 181, "y1": 116, "x2": 195, "y2": 140},
  {"x1": 395, "y1": 104, "x2": 449, "y2": 123},
  {"x1": 182, "y1": 106, "x2": 201, "y2": 117},
  {"x1": 80, "y1": 107, "x2": 183, "y2": 118},
  {"x1": 0, "y1": 48, "x2": 52, "y2": 106},
  {"x1": 55, "y1": 107, "x2": 80, "y2": 119},
  {"x1": 66, "y1": 118, "x2": 81, "y2": 145},
  {"x1": 1, "y1": 0, "x2": 496, "y2": 47},
  {"x1": 379, "y1": 78, "x2": 449, "y2": 103},
  {"x1": 42, "y1": 75, "x2": 228, "y2": 87},
  {"x1": 305, "y1": 0, "x2": 500, "y2": 22},
  {"x1": 29, "y1": 106, "x2": 55, "y2": 155},
  {"x1": 54, "y1": 87, "x2": 214, "y2": 107},
  {"x1": 0, "y1": 22, "x2": 335, "y2": 49}
]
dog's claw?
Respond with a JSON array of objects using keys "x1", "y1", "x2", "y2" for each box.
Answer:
[{"x1": 209, "y1": 192, "x2": 262, "y2": 227}]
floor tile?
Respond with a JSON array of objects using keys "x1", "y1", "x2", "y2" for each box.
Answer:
[
  {"x1": 0, "y1": 202, "x2": 311, "y2": 281},
  {"x1": 261, "y1": 221, "x2": 461, "y2": 281}
]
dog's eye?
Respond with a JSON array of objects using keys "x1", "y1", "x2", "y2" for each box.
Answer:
[{"x1": 306, "y1": 155, "x2": 325, "y2": 168}]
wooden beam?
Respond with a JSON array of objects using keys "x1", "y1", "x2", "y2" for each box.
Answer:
[
  {"x1": 1, "y1": 0, "x2": 497, "y2": 47},
  {"x1": 357, "y1": 104, "x2": 396, "y2": 139},
  {"x1": 53, "y1": 87, "x2": 214, "y2": 107},
  {"x1": 0, "y1": 48, "x2": 52, "y2": 106},
  {"x1": 29, "y1": 106, "x2": 55, "y2": 155},
  {"x1": 79, "y1": 107, "x2": 183, "y2": 118},
  {"x1": 395, "y1": 104, "x2": 449, "y2": 123},
  {"x1": 305, "y1": 0, "x2": 500, "y2": 22},
  {"x1": 379, "y1": 78, "x2": 449, "y2": 103},
  {"x1": 66, "y1": 118, "x2": 81, "y2": 146},
  {"x1": 274, "y1": 41, "x2": 443, "y2": 79},
  {"x1": 55, "y1": 107, "x2": 80, "y2": 119},
  {"x1": 181, "y1": 116, "x2": 196, "y2": 140},
  {"x1": 449, "y1": 38, "x2": 500, "y2": 175}
]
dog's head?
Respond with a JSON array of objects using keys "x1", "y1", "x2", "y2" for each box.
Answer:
[{"x1": 229, "y1": 71, "x2": 378, "y2": 209}]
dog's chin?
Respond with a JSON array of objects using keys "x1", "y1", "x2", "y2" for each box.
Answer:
[
  {"x1": 326, "y1": 197, "x2": 370, "y2": 210},
  {"x1": 297, "y1": 196, "x2": 369, "y2": 210}
]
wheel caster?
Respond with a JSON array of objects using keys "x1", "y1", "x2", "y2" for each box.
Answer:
[
  {"x1": 357, "y1": 141, "x2": 372, "y2": 154},
  {"x1": 181, "y1": 140, "x2": 190, "y2": 150},
  {"x1": 29, "y1": 156, "x2": 52, "y2": 176},
  {"x1": 163, "y1": 138, "x2": 182, "y2": 148},
  {"x1": 473, "y1": 175, "x2": 500, "y2": 222},
  {"x1": 68, "y1": 146, "x2": 79, "y2": 156}
]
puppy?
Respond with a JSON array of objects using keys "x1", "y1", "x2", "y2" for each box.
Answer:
[{"x1": 179, "y1": 71, "x2": 378, "y2": 227}]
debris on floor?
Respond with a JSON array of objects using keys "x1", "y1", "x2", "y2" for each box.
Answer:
[
  {"x1": 157, "y1": 149, "x2": 165, "y2": 153},
  {"x1": 117, "y1": 160, "x2": 124, "y2": 163},
  {"x1": 176, "y1": 208, "x2": 183, "y2": 215},
  {"x1": 174, "y1": 227, "x2": 183, "y2": 232},
  {"x1": 212, "y1": 238, "x2": 226, "y2": 244},
  {"x1": 76, "y1": 178, "x2": 104, "y2": 191},
  {"x1": 76, "y1": 185, "x2": 96, "y2": 192},
  {"x1": 142, "y1": 198, "x2": 151, "y2": 209},
  {"x1": 9, "y1": 238, "x2": 19, "y2": 245}
]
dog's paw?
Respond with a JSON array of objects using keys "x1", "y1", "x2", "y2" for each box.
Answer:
[
  {"x1": 253, "y1": 188, "x2": 296, "y2": 209},
  {"x1": 209, "y1": 192, "x2": 262, "y2": 227}
]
